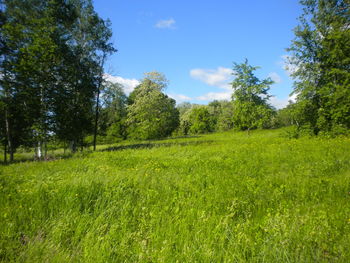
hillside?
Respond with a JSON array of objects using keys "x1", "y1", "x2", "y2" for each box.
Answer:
[{"x1": 1, "y1": 129, "x2": 350, "y2": 262}]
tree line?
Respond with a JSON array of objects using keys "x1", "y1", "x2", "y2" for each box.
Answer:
[
  {"x1": 1, "y1": 0, "x2": 349, "y2": 162},
  {"x1": 0, "y1": 0, "x2": 115, "y2": 161}
]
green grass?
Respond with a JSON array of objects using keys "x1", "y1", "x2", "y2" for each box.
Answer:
[{"x1": 1, "y1": 129, "x2": 350, "y2": 262}]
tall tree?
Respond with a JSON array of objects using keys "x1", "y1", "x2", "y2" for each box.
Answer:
[
  {"x1": 288, "y1": 0, "x2": 350, "y2": 134},
  {"x1": 0, "y1": 0, "x2": 46, "y2": 160},
  {"x1": 126, "y1": 72, "x2": 179, "y2": 140},
  {"x1": 1, "y1": 0, "x2": 115, "y2": 160},
  {"x1": 231, "y1": 59, "x2": 275, "y2": 132}
]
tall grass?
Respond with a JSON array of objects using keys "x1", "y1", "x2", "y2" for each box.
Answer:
[{"x1": 1, "y1": 129, "x2": 350, "y2": 262}]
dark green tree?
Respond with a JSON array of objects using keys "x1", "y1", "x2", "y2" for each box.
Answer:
[
  {"x1": 288, "y1": 0, "x2": 350, "y2": 134},
  {"x1": 0, "y1": 0, "x2": 50, "y2": 160},
  {"x1": 1, "y1": 0, "x2": 115, "y2": 159}
]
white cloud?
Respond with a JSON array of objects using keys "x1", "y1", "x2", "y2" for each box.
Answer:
[
  {"x1": 155, "y1": 18, "x2": 176, "y2": 29},
  {"x1": 268, "y1": 97, "x2": 289, "y2": 109},
  {"x1": 196, "y1": 91, "x2": 232, "y2": 101},
  {"x1": 190, "y1": 66, "x2": 234, "y2": 102},
  {"x1": 190, "y1": 67, "x2": 233, "y2": 90},
  {"x1": 268, "y1": 72, "x2": 282, "y2": 84},
  {"x1": 268, "y1": 94, "x2": 297, "y2": 109},
  {"x1": 104, "y1": 74, "x2": 140, "y2": 94},
  {"x1": 288, "y1": 93, "x2": 297, "y2": 102},
  {"x1": 168, "y1": 93, "x2": 192, "y2": 103}
]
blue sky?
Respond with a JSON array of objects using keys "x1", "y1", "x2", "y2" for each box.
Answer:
[{"x1": 93, "y1": 0, "x2": 302, "y2": 108}]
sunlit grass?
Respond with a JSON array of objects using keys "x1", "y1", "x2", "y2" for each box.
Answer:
[{"x1": 1, "y1": 129, "x2": 350, "y2": 262}]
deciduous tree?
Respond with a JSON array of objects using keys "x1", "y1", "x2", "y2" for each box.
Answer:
[
  {"x1": 288, "y1": 0, "x2": 350, "y2": 134},
  {"x1": 126, "y1": 73, "x2": 179, "y2": 140},
  {"x1": 231, "y1": 60, "x2": 275, "y2": 132}
]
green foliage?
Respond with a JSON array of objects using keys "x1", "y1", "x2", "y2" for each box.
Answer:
[
  {"x1": 176, "y1": 102, "x2": 193, "y2": 116},
  {"x1": 212, "y1": 101, "x2": 234, "y2": 131},
  {"x1": 1, "y1": 130, "x2": 350, "y2": 261},
  {"x1": 128, "y1": 72, "x2": 169, "y2": 106},
  {"x1": 126, "y1": 73, "x2": 179, "y2": 140},
  {"x1": 99, "y1": 81, "x2": 127, "y2": 140},
  {"x1": 288, "y1": 0, "x2": 350, "y2": 134},
  {"x1": 233, "y1": 101, "x2": 275, "y2": 130},
  {"x1": 188, "y1": 106, "x2": 214, "y2": 134},
  {"x1": 0, "y1": 0, "x2": 115, "y2": 158},
  {"x1": 175, "y1": 101, "x2": 234, "y2": 135},
  {"x1": 231, "y1": 60, "x2": 275, "y2": 130}
]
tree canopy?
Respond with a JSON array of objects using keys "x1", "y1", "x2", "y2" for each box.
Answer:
[
  {"x1": 288, "y1": 0, "x2": 350, "y2": 134},
  {"x1": 126, "y1": 72, "x2": 179, "y2": 140},
  {"x1": 231, "y1": 60, "x2": 275, "y2": 131}
]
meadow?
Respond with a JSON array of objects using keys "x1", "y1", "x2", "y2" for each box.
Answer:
[{"x1": 1, "y1": 129, "x2": 350, "y2": 262}]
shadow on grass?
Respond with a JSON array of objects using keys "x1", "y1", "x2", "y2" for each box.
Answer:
[
  {"x1": 0, "y1": 153, "x2": 75, "y2": 166},
  {"x1": 101, "y1": 140, "x2": 215, "y2": 152},
  {"x1": 0, "y1": 138, "x2": 214, "y2": 165}
]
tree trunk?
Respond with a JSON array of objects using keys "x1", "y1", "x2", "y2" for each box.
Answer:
[
  {"x1": 80, "y1": 138, "x2": 83, "y2": 152},
  {"x1": 70, "y1": 140, "x2": 77, "y2": 153},
  {"x1": 44, "y1": 141, "x2": 47, "y2": 160},
  {"x1": 9, "y1": 149, "x2": 14, "y2": 162},
  {"x1": 3, "y1": 143, "x2": 7, "y2": 164},
  {"x1": 93, "y1": 54, "x2": 107, "y2": 151},
  {"x1": 93, "y1": 86, "x2": 100, "y2": 151},
  {"x1": 36, "y1": 141, "x2": 42, "y2": 160},
  {"x1": 5, "y1": 108, "x2": 14, "y2": 162}
]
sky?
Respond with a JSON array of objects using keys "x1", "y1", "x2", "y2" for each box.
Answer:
[{"x1": 93, "y1": 0, "x2": 303, "y2": 109}]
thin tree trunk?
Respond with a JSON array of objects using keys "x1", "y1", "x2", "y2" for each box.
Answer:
[
  {"x1": 93, "y1": 54, "x2": 107, "y2": 151},
  {"x1": 93, "y1": 86, "x2": 100, "y2": 151},
  {"x1": 10, "y1": 149, "x2": 14, "y2": 162},
  {"x1": 70, "y1": 140, "x2": 76, "y2": 153},
  {"x1": 5, "y1": 108, "x2": 13, "y2": 162},
  {"x1": 36, "y1": 141, "x2": 42, "y2": 160},
  {"x1": 44, "y1": 141, "x2": 47, "y2": 160},
  {"x1": 3, "y1": 143, "x2": 7, "y2": 164}
]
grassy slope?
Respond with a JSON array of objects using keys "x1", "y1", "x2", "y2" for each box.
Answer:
[{"x1": 1, "y1": 129, "x2": 350, "y2": 262}]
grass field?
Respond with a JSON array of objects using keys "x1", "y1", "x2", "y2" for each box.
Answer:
[{"x1": 1, "y1": 129, "x2": 350, "y2": 262}]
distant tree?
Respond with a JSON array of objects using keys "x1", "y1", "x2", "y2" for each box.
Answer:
[
  {"x1": 207, "y1": 100, "x2": 222, "y2": 128},
  {"x1": 175, "y1": 102, "x2": 195, "y2": 135},
  {"x1": 142, "y1": 71, "x2": 169, "y2": 91},
  {"x1": 128, "y1": 71, "x2": 169, "y2": 106},
  {"x1": 175, "y1": 101, "x2": 234, "y2": 135},
  {"x1": 177, "y1": 109, "x2": 192, "y2": 135},
  {"x1": 231, "y1": 59, "x2": 275, "y2": 132},
  {"x1": 287, "y1": 0, "x2": 350, "y2": 134},
  {"x1": 126, "y1": 72, "x2": 179, "y2": 140},
  {"x1": 216, "y1": 101, "x2": 235, "y2": 131},
  {"x1": 177, "y1": 102, "x2": 193, "y2": 116},
  {"x1": 188, "y1": 106, "x2": 214, "y2": 134},
  {"x1": 99, "y1": 81, "x2": 127, "y2": 141}
]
